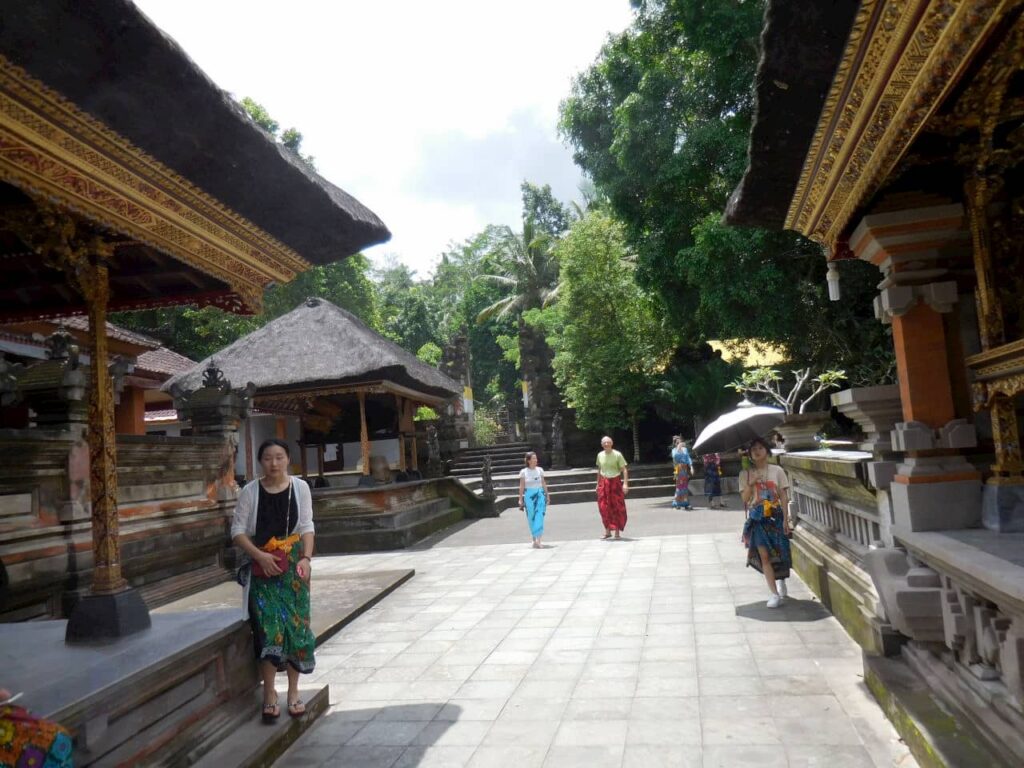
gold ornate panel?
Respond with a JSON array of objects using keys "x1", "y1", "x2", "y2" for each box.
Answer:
[
  {"x1": 785, "y1": 0, "x2": 1018, "y2": 248},
  {"x1": 0, "y1": 55, "x2": 313, "y2": 311}
]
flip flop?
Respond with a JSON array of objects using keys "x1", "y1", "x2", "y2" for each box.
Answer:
[
  {"x1": 287, "y1": 698, "x2": 306, "y2": 718},
  {"x1": 261, "y1": 694, "x2": 280, "y2": 724}
]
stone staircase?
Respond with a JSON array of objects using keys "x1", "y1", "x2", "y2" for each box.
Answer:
[
  {"x1": 450, "y1": 441, "x2": 533, "y2": 477},
  {"x1": 460, "y1": 462, "x2": 741, "y2": 512},
  {"x1": 315, "y1": 495, "x2": 465, "y2": 552}
]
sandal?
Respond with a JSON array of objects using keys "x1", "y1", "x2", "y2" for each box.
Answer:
[
  {"x1": 287, "y1": 698, "x2": 306, "y2": 718},
  {"x1": 262, "y1": 692, "x2": 280, "y2": 724},
  {"x1": 601, "y1": 533, "x2": 612, "y2": 539}
]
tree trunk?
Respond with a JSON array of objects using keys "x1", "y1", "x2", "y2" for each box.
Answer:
[{"x1": 631, "y1": 412, "x2": 640, "y2": 463}]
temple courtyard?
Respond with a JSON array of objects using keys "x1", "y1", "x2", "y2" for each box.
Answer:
[{"x1": 276, "y1": 495, "x2": 917, "y2": 768}]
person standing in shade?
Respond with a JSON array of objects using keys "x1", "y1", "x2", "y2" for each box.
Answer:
[
  {"x1": 703, "y1": 452, "x2": 724, "y2": 508},
  {"x1": 595, "y1": 435, "x2": 629, "y2": 539},
  {"x1": 739, "y1": 436, "x2": 792, "y2": 608},
  {"x1": 518, "y1": 451, "x2": 550, "y2": 548},
  {"x1": 671, "y1": 436, "x2": 693, "y2": 509}
]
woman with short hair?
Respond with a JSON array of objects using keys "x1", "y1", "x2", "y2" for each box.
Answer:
[
  {"x1": 739, "y1": 437, "x2": 792, "y2": 608},
  {"x1": 231, "y1": 438, "x2": 316, "y2": 722}
]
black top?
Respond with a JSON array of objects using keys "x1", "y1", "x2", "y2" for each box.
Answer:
[{"x1": 253, "y1": 481, "x2": 297, "y2": 548}]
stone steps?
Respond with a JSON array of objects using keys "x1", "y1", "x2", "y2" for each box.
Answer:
[{"x1": 315, "y1": 501, "x2": 465, "y2": 553}]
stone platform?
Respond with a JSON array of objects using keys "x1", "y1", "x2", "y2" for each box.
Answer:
[{"x1": 0, "y1": 568, "x2": 414, "y2": 766}]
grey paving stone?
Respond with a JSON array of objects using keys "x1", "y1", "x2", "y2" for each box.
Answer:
[
  {"x1": 702, "y1": 744, "x2": 788, "y2": 768},
  {"x1": 393, "y1": 745, "x2": 476, "y2": 768},
  {"x1": 623, "y1": 744, "x2": 702, "y2": 767},
  {"x1": 543, "y1": 744, "x2": 624, "y2": 767},
  {"x1": 348, "y1": 720, "x2": 430, "y2": 747},
  {"x1": 467, "y1": 744, "x2": 547, "y2": 768},
  {"x1": 784, "y1": 744, "x2": 875, "y2": 768},
  {"x1": 554, "y1": 719, "x2": 629, "y2": 746},
  {"x1": 325, "y1": 745, "x2": 405, "y2": 768}
]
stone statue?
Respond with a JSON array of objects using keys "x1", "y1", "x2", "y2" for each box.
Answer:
[
  {"x1": 551, "y1": 410, "x2": 567, "y2": 469},
  {"x1": 426, "y1": 424, "x2": 443, "y2": 478},
  {"x1": 481, "y1": 455, "x2": 495, "y2": 498}
]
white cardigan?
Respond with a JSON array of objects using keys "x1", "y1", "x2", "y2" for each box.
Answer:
[{"x1": 231, "y1": 475, "x2": 315, "y2": 618}]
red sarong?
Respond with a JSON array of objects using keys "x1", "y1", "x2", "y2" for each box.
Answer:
[{"x1": 597, "y1": 475, "x2": 627, "y2": 531}]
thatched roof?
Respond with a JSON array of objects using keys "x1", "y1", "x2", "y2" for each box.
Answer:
[
  {"x1": 724, "y1": 0, "x2": 858, "y2": 229},
  {"x1": 164, "y1": 298, "x2": 461, "y2": 401},
  {"x1": 0, "y1": 0, "x2": 389, "y2": 263}
]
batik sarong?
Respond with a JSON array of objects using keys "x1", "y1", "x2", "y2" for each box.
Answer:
[
  {"x1": 742, "y1": 502, "x2": 791, "y2": 580},
  {"x1": 597, "y1": 475, "x2": 627, "y2": 531},
  {"x1": 523, "y1": 486, "x2": 546, "y2": 537},
  {"x1": 703, "y1": 454, "x2": 722, "y2": 501},
  {"x1": 249, "y1": 533, "x2": 316, "y2": 673},
  {"x1": 672, "y1": 462, "x2": 691, "y2": 508},
  {"x1": 0, "y1": 703, "x2": 73, "y2": 768}
]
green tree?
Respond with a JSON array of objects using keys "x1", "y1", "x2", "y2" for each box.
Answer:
[
  {"x1": 520, "y1": 181, "x2": 573, "y2": 238},
  {"x1": 559, "y1": 0, "x2": 890, "y2": 371},
  {"x1": 547, "y1": 211, "x2": 676, "y2": 461},
  {"x1": 240, "y1": 96, "x2": 316, "y2": 169}
]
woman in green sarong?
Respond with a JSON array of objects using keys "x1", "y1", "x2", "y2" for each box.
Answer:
[{"x1": 231, "y1": 439, "x2": 316, "y2": 723}]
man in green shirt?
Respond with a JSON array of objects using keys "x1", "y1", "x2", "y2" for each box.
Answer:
[{"x1": 595, "y1": 436, "x2": 629, "y2": 538}]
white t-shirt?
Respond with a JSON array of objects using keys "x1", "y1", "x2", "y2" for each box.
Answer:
[
  {"x1": 519, "y1": 466, "x2": 545, "y2": 489},
  {"x1": 739, "y1": 464, "x2": 790, "y2": 505}
]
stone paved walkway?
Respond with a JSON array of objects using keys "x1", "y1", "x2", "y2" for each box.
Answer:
[{"x1": 278, "y1": 498, "x2": 916, "y2": 768}]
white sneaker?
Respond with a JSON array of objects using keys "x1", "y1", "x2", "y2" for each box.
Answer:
[
  {"x1": 776, "y1": 579, "x2": 788, "y2": 599},
  {"x1": 766, "y1": 594, "x2": 782, "y2": 609}
]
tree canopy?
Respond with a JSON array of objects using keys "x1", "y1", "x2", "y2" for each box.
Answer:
[{"x1": 559, "y1": 0, "x2": 891, "y2": 371}]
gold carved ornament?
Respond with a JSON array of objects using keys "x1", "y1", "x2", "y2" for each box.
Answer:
[
  {"x1": 784, "y1": 0, "x2": 1019, "y2": 249},
  {"x1": 0, "y1": 55, "x2": 315, "y2": 313}
]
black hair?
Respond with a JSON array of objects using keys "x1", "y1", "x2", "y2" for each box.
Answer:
[
  {"x1": 746, "y1": 436, "x2": 773, "y2": 456},
  {"x1": 524, "y1": 451, "x2": 537, "y2": 465},
  {"x1": 257, "y1": 438, "x2": 291, "y2": 461}
]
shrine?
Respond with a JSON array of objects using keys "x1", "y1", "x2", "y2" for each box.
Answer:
[{"x1": 727, "y1": 2, "x2": 1024, "y2": 764}]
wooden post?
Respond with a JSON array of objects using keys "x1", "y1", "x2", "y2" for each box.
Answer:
[
  {"x1": 359, "y1": 390, "x2": 370, "y2": 475},
  {"x1": 82, "y1": 261, "x2": 126, "y2": 595},
  {"x1": 410, "y1": 434, "x2": 419, "y2": 472},
  {"x1": 317, "y1": 443, "x2": 325, "y2": 478},
  {"x1": 396, "y1": 394, "x2": 407, "y2": 471},
  {"x1": 244, "y1": 418, "x2": 254, "y2": 480},
  {"x1": 299, "y1": 441, "x2": 308, "y2": 479}
]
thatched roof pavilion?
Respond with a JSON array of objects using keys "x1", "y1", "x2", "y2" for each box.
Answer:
[{"x1": 166, "y1": 297, "x2": 461, "y2": 477}]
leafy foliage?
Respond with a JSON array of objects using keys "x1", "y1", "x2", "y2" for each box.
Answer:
[
  {"x1": 559, "y1": 0, "x2": 892, "y2": 373},
  {"x1": 546, "y1": 211, "x2": 676, "y2": 432},
  {"x1": 727, "y1": 366, "x2": 846, "y2": 414}
]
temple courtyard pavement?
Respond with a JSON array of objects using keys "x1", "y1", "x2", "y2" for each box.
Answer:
[{"x1": 277, "y1": 494, "x2": 917, "y2": 768}]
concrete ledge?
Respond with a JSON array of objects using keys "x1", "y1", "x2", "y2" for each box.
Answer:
[{"x1": 865, "y1": 653, "x2": 1013, "y2": 768}]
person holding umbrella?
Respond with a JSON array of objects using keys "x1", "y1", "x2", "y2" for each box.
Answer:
[
  {"x1": 595, "y1": 436, "x2": 629, "y2": 539},
  {"x1": 739, "y1": 436, "x2": 792, "y2": 608}
]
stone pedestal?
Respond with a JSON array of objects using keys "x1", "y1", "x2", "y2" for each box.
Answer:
[
  {"x1": 65, "y1": 587, "x2": 151, "y2": 642},
  {"x1": 831, "y1": 385, "x2": 902, "y2": 454},
  {"x1": 776, "y1": 411, "x2": 829, "y2": 450},
  {"x1": 172, "y1": 363, "x2": 254, "y2": 499}
]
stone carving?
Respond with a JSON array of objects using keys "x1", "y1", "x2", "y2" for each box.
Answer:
[
  {"x1": 201, "y1": 360, "x2": 228, "y2": 389},
  {"x1": 0, "y1": 356, "x2": 24, "y2": 407},
  {"x1": 425, "y1": 424, "x2": 443, "y2": 479},
  {"x1": 480, "y1": 455, "x2": 495, "y2": 499},
  {"x1": 550, "y1": 411, "x2": 567, "y2": 469},
  {"x1": 45, "y1": 324, "x2": 79, "y2": 365},
  {"x1": 863, "y1": 548, "x2": 944, "y2": 643}
]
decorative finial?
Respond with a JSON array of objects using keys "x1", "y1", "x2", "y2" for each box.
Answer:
[
  {"x1": 202, "y1": 360, "x2": 227, "y2": 388},
  {"x1": 45, "y1": 324, "x2": 79, "y2": 366}
]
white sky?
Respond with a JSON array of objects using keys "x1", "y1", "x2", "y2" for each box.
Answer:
[{"x1": 133, "y1": 1, "x2": 635, "y2": 277}]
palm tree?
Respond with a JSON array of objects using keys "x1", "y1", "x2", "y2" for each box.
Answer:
[{"x1": 475, "y1": 218, "x2": 561, "y2": 459}]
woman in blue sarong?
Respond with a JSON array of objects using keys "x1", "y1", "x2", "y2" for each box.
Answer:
[
  {"x1": 671, "y1": 437, "x2": 693, "y2": 509},
  {"x1": 518, "y1": 452, "x2": 550, "y2": 548},
  {"x1": 739, "y1": 437, "x2": 792, "y2": 608}
]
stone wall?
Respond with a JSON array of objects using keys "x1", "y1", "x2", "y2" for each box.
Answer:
[{"x1": 0, "y1": 429, "x2": 235, "y2": 620}]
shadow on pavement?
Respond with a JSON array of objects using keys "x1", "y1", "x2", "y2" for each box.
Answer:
[{"x1": 734, "y1": 598, "x2": 831, "y2": 622}]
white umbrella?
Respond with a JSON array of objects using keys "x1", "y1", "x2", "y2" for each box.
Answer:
[{"x1": 692, "y1": 400, "x2": 785, "y2": 454}]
